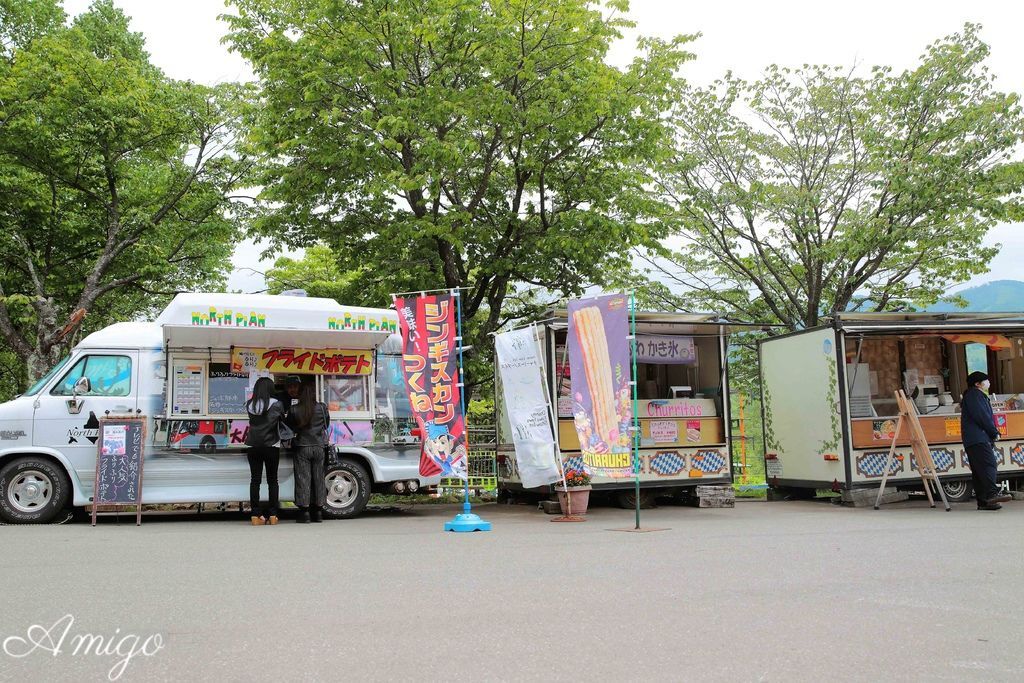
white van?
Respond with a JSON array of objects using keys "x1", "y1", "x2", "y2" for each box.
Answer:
[{"x1": 0, "y1": 293, "x2": 430, "y2": 523}]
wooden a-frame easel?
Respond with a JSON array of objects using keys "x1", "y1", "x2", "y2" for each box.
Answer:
[{"x1": 874, "y1": 390, "x2": 951, "y2": 511}]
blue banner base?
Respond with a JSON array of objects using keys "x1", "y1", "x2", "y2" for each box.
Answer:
[{"x1": 444, "y1": 512, "x2": 492, "y2": 532}]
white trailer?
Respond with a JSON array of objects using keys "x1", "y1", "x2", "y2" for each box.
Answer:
[
  {"x1": 759, "y1": 313, "x2": 1024, "y2": 500},
  {"x1": 496, "y1": 310, "x2": 750, "y2": 507}
]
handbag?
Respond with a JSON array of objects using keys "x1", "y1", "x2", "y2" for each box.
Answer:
[
  {"x1": 278, "y1": 421, "x2": 295, "y2": 446},
  {"x1": 320, "y1": 403, "x2": 339, "y2": 467}
]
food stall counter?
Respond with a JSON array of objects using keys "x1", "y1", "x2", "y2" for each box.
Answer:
[{"x1": 851, "y1": 411, "x2": 1024, "y2": 449}]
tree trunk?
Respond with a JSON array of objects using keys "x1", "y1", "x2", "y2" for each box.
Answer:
[{"x1": 26, "y1": 347, "x2": 58, "y2": 384}]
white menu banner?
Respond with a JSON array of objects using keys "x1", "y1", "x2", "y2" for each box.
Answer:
[{"x1": 495, "y1": 327, "x2": 561, "y2": 488}]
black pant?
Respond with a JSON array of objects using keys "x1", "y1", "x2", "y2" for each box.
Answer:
[
  {"x1": 965, "y1": 442, "x2": 998, "y2": 504},
  {"x1": 247, "y1": 446, "x2": 280, "y2": 517},
  {"x1": 293, "y1": 445, "x2": 326, "y2": 508}
]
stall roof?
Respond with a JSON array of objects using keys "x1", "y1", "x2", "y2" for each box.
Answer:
[
  {"x1": 155, "y1": 293, "x2": 398, "y2": 350},
  {"x1": 830, "y1": 311, "x2": 1024, "y2": 333},
  {"x1": 545, "y1": 308, "x2": 771, "y2": 334}
]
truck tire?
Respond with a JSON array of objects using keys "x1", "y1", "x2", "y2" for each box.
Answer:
[
  {"x1": 321, "y1": 459, "x2": 371, "y2": 519},
  {"x1": 0, "y1": 457, "x2": 71, "y2": 524},
  {"x1": 939, "y1": 479, "x2": 972, "y2": 503}
]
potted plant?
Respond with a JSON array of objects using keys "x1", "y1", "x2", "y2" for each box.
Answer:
[{"x1": 555, "y1": 468, "x2": 592, "y2": 515}]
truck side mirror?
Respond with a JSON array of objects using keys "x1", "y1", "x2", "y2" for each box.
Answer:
[{"x1": 73, "y1": 376, "x2": 91, "y2": 396}]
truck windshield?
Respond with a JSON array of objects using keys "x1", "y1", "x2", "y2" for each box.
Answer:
[{"x1": 23, "y1": 355, "x2": 71, "y2": 396}]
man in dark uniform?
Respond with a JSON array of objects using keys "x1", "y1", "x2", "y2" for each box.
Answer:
[
  {"x1": 276, "y1": 376, "x2": 302, "y2": 417},
  {"x1": 961, "y1": 371, "x2": 1012, "y2": 510}
]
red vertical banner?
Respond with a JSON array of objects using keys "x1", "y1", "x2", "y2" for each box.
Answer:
[{"x1": 394, "y1": 293, "x2": 468, "y2": 478}]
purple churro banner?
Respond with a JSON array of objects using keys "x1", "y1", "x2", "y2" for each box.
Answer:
[{"x1": 567, "y1": 294, "x2": 634, "y2": 477}]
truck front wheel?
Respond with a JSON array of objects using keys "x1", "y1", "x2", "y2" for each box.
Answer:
[
  {"x1": 939, "y1": 479, "x2": 972, "y2": 503},
  {"x1": 0, "y1": 457, "x2": 71, "y2": 524},
  {"x1": 322, "y1": 459, "x2": 371, "y2": 519}
]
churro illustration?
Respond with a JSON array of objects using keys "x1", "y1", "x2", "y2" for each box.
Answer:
[{"x1": 572, "y1": 305, "x2": 618, "y2": 444}]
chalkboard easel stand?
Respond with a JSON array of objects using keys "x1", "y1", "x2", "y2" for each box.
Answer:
[
  {"x1": 91, "y1": 499, "x2": 144, "y2": 528},
  {"x1": 91, "y1": 416, "x2": 147, "y2": 527}
]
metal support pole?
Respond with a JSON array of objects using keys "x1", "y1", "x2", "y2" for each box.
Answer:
[
  {"x1": 630, "y1": 292, "x2": 641, "y2": 530},
  {"x1": 444, "y1": 289, "x2": 491, "y2": 532}
]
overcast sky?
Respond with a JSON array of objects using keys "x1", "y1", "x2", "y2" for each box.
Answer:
[{"x1": 64, "y1": 0, "x2": 1024, "y2": 294}]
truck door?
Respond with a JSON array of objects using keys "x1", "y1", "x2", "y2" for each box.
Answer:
[{"x1": 33, "y1": 351, "x2": 140, "y2": 495}]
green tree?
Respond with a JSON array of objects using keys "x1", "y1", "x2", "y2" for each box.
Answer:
[
  {"x1": 640, "y1": 24, "x2": 1024, "y2": 330},
  {"x1": 0, "y1": 0, "x2": 65, "y2": 56},
  {"x1": 224, "y1": 0, "x2": 691, "y2": 357},
  {"x1": 0, "y1": 0, "x2": 250, "y2": 385},
  {"x1": 264, "y1": 245, "x2": 357, "y2": 300}
]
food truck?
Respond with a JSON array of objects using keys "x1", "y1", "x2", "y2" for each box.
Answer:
[
  {"x1": 759, "y1": 312, "x2": 1024, "y2": 500},
  {"x1": 496, "y1": 310, "x2": 744, "y2": 506},
  {"x1": 0, "y1": 293, "x2": 425, "y2": 524}
]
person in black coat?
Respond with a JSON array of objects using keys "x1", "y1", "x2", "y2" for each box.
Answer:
[
  {"x1": 245, "y1": 377, "x2": 285, "y2": 525},
  {"x1": 960, "y1": 371, "x2": 1011, "y2": 510},
  {"x1": 286, "y1": 382, "x2": 331, "y2": 523}
]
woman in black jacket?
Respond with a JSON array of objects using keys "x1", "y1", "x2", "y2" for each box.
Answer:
[
  {"x1": 244, "y1": 377, "x2": 285, "y2": 525},
  {"x1": 287, "y1": 382, "x2": 331, "y2": 523}
]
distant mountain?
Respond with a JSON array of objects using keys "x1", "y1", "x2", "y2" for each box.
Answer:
[{"x1": 928, "y1": 280, "x2": 1024, "y2": 313}]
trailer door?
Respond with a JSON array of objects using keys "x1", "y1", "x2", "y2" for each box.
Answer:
[{"x1": 760, "y1": 328, "x2": 845, "y2": 489}]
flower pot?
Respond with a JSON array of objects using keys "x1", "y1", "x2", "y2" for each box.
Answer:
[{"x1": 556, "y1": 486, "x2": 592, "y2": 515}]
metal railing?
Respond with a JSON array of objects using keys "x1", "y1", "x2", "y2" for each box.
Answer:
[{"x1": 439, "y1": 425, "x2": 498, "y2": 492}]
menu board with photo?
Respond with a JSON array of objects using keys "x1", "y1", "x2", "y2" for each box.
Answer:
[{"x1": 92, "y1": 416, "x2": 147, "y2": 526}]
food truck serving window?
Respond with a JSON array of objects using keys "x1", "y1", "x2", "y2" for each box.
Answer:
[
  {"x1": 553, "y1": 333, "x2": 722, "y2": 415},
  {"x1": 166, "y1": 348, "x2": 381, "y2": 418},
  {"x1": 324, "y1": 375, "x2": 369, "y2": 412},
  {"x1": 846, "y1": 331, "x2": 1024, "y2": 449}
]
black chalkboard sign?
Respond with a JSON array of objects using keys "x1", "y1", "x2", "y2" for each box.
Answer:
[
  {"x1": 91, "y1": 416, "x2": 147, "y2": 526},
  {"x1": 208, "y1": 364, "x2": 249, "y2": 415}
]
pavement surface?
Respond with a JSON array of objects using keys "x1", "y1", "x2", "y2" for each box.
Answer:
[{"x1": 1, "y1": 498, "x2": 1022, "y2": 682}]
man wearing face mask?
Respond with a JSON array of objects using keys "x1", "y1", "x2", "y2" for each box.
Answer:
[{"x1": 961, "y1": 371, "x2": 1011, "y2": 510}]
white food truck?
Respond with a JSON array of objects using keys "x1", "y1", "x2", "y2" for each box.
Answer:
[
  {"x1": 496, "y1": 310, "x2": 746, "y2": 506},
  {"x1": 0, "y1": 293, "x2": 428, "y2": 523}
]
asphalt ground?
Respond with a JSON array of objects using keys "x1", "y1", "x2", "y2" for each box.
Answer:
[{"x1": 1, "y1": 498, "x2": 1022, "y2": 682}]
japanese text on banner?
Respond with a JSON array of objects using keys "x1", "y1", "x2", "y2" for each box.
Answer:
[
  {"x1": 495, "y1": 327, "x2": 560, "y2": 488},
  {"x1": 635, "y1": 334, "x2": 696, "y2": 364},
  {"x1": 395, "y1": 293, "x2": 468, "y2": 479},
  {"x1": 231, "y1": 347, "x2": 372, "y2": 376}
]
